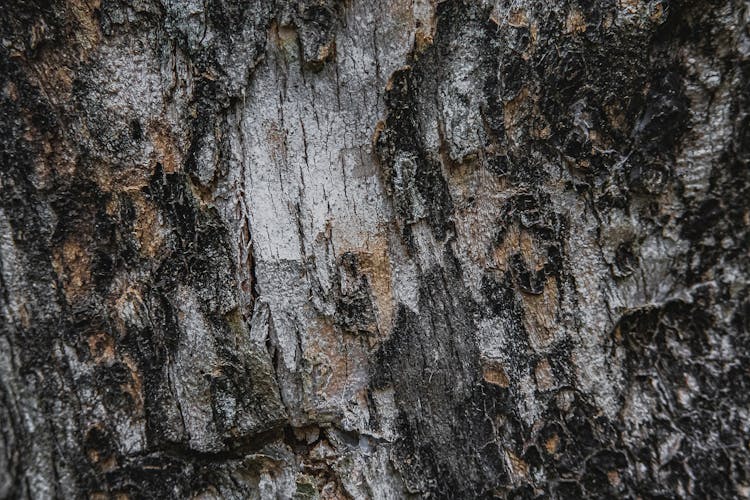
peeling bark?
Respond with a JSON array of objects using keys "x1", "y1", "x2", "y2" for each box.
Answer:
[{"x1": 1, "y1": 0, "x2": 749, "y2": 498}]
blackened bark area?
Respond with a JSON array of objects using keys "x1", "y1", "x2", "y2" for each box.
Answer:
[{"x1": 1, "y1": 0, "x2": 749, "y2": 498}]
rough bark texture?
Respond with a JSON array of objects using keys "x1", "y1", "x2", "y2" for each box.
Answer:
[{"x1": 1, "y1": 0, "x2": 749, "y2": 498}]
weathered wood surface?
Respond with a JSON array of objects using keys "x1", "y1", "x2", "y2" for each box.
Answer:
[{"x1": 1, "y1": 0, "x2": 749, "y2": 498}]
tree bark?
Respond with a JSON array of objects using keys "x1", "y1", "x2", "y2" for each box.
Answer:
[{"x1": 1, "y1": 0, "x2": 749, "y2": 498}]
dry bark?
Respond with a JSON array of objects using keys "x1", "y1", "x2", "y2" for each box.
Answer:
[{"x1": 1, "y1": 0, "x2": 749, "y2": 498}]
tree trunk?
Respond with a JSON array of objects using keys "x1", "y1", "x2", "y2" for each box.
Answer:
[{"x1": 1, "y1": 0, "x2": 749, "y2": 498}]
